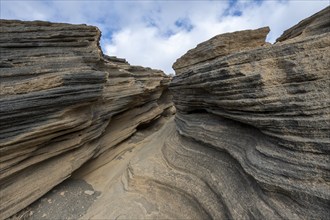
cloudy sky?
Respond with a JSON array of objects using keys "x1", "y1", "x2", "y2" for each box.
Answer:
[{"x1": 1, "y1": 0, "x2": 328, "y2": 73}]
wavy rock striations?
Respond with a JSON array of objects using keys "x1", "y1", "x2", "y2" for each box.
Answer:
[
  {"x1": 0, "y1": 20, "x2": 172, "y2": 219},
  {"x1": 1, "y1": 7, "x2": 329, "y2": 220},
  {"x1": 67, "y1": 7, "x2": 328, "y2": 220},
  {"x1": 169, "y1": 6, "x2": 330, "y2": 219}
]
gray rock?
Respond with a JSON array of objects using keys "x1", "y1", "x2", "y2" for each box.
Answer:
[
  {"x1": 1, "y1": 6, "x2": 329, "y2": 220},
  {"x1": 172, "y1": 26, "x2": 270, "y2": 75},
  {"x1": 84, "y1": 190, "x2": 95, "y2": 196},
  {"x1": 27, "y1": 179, "x2": 100, "y2": 220},
  {"x1": 170, "y1": 6, "x2": 330, "y2": 219},
  {"x1": 0, "y1": 20, "x2": 172, "y2": 219}
]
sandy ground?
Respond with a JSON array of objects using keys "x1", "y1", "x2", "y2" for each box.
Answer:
[
  {"x1": 19, "y1": 116, "x2": 172, "y2": 220},
  {"x1": 25, "y1": 179, "x2": 100, "y2": 219},
  {"x1": 77, "y1": 116, "x2": 175, "y2": 219}
]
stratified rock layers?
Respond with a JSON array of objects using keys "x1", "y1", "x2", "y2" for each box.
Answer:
[
  {"x1": 1, "y1": 7, "x2": 329, "y2": 220},
  {"x1": 0, "y1": 20, "x2": 172, "y2": 219},
  {"x1": 76, "y1": 7, "x2": 329, "y2": 220},
  {"x1": 169, "y1": 6, "x2": 330, "y2": 219}
]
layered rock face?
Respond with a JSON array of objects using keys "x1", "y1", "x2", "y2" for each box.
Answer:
[
  {"x1": 0, "y1": 20, "x2": 172, "y2": 219},
  {"x1": 169, "y1": 6, "x2": 330, "y2": 219},
  {"x1": 1, "y1": 7, "x2": 329, "y2": 220},
  {"x1": 68, "y1": 7, "x2": 329, "y2": 220}
]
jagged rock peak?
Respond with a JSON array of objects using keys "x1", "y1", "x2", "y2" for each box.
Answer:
[
  {"x1": 103, "y1": 55, "x2": 129, "y2": 64},
  {"x1": 172, "y1": 26, "x2": 270, "y2": 75},
  {"x1": 276, "y1": 6, "x2": 330, "y2": 42}
]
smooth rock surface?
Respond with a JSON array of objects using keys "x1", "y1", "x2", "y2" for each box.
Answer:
[
  {"x1": 76, "y1": 116, "x2": 282, "y2": 219},
  {"x1": 0, "y1": 20, "x2": 172, "y2": 219}
]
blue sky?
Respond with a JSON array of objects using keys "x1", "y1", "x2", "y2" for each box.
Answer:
[{"x1": 1, "y1": 0, "x2": 328, "y2": 74}]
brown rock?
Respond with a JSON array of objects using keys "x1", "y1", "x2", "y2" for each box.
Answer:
[
  {"x1": 169, "y1": 6, "x2": 330, "y2": 219},
  {"x1": 0, "y1": 20, "x2": 172, "y2": 219},
  {"x1": 172, "y1": 26, "x2": 270, "y2": 75},
  {"x1": 276, "y1": 6, "x2": 330, "y2": 42},
  {"x1": 1, "y1": 6, "x2": 330, "y2": 220}
]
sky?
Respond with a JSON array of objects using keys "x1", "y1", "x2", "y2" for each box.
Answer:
[{"x1": 1, "y1": 0, "x2": 329, "y2": 74}]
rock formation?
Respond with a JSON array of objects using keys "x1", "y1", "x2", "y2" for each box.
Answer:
[
  {"x1": 1, "y1": 6, "x2": 329, "y2": 220},
  {"x1": 169, "y1": 6, "x2": 330, "y2": 219},
  {"x1": 0, "y1": 20, "x2": 172, "y2": 219}
]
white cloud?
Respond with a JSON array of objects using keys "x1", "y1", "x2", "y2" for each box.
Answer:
[
  {"x1": 1, "y1": 0, "x2": 328, "y2": 74},
  {"x1": 104, "y1": 0, "x2": 328, "y2": 73},
  {"x1": 105, "y1": 26, "x2": 196, "y2": 74}
]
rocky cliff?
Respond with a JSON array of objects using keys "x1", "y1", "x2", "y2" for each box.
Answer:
[
  {"x1": 1, "y1": 6, "x2": 329, "y2": 220},
  {"x1": 73, "y1": 7, "x2": 329, "y2": 220},
  {"x1": 169, "y1": 6, "x2": 330, "y2": 219},
  {"x1": 0, "y1": 20, "x2": 172, "y2": 219}
]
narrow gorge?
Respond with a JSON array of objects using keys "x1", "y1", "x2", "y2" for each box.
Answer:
[{"x1": 0, "y1": 6, "x2": 329, "y2": 220}]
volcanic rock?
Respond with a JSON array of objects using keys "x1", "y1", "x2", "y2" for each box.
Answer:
[
  {"x1": 172, "y1": 26, "x2": 270, "y2": 75},
  {"x1": 1, "y1": 6, "x2": 329, "y2": 220},
  {"x1": 0, "y1": 20, "x2": 172, "y2": 219},
  {"x1": 169, "y1": 6, "x2": 330, "y2": 219},
  {"x1": 60, "y1": 7, "x2": 329, "y2": 220}
]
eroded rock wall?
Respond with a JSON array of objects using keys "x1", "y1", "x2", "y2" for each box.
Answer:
[
  {"x1": 72, "y1": 7, "x2": 329, "y2": 220},
  {"x1": 1, "y1": 7, "x2": 329, "y2": 220},
  {"x1": 0, "y1": 20, "x2": 172, "y2": 219},
  {"x1": 169, "y1": 6, "x2": 329, "y2": 219}
]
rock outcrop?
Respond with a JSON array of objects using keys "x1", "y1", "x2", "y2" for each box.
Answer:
[
  {"x1": 56, "y1": 7, "x2": 328, "y2": 220},
  {"x1": 169, "y1": 6, "x2": 330, "y2": 219},
  {"x1": 0, "y1": 20, "x2": 172, "y2": 219},
  {"x1": 1, "y1": 6, "x2": 329, "y2": 220},
  {"x1": 172, "y1": 26, "x2": 270, "y2": 75}
]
